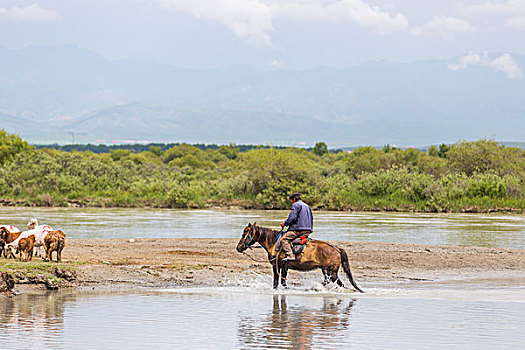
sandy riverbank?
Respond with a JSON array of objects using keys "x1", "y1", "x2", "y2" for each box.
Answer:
[{"x1": 4, "y1": 238, "x2": 523, "y2": 295}]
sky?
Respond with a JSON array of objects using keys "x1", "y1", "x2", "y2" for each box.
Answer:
[{"x1": 0, "y1": 0, "x2": 524, "y2": 69}]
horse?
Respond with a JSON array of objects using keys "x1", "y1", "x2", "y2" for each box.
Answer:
[
  {"x1": 236, "y1": 223, "x2": 363, "y2": 292},
  {"x1": 0, "y1": 226, "x2": 22, "y2": 258}
]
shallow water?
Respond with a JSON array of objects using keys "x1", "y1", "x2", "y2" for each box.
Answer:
[
  {"x1": 1, "y1": 208, "x2": 524, "y2": 348},
  {"x1": 1, "y1": 280, "x2": 524, "y2": 349},
  {"x1": 1, "y1": 207, "x2": 524, "y2": 248}
]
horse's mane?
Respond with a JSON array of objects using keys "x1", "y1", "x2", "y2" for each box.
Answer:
[{"x1": 254, "y1": 225, "x2": 280, "y2": 246}]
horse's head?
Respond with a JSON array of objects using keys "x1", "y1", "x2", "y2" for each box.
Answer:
[{"x1": 236, "y1": 222, "x2": 258, "y2": 253}]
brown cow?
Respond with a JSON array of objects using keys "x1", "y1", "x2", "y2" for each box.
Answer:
[
  {"x1": 18, "y1": 235, "x2": 35, "y2": 262},
  {"x1": 44, "y1": 230, "x2": 66, "y2": 262},
  {"x1": 0, "y1": 227, "x2": 22, "y2": 258}
]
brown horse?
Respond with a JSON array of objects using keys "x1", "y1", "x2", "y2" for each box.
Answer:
[
  {"x1": 236, "y1": 223, "x2": 363, "y2": 292},
  {"x1": 0, "y1": 227, "x2": 22, "y2": 258}
]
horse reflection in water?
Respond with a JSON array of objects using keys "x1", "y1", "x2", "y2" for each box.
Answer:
[
  {"x1": 238, "y1": 295, "x2": 355, "y2": 349},
  {"x1": 0, "y1": 293, "x2": 73, "y2": 345}
]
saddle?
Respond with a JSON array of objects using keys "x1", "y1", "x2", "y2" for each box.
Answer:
[{"x1": 276, "y1": 235, "x2": 311, "y2": 255}]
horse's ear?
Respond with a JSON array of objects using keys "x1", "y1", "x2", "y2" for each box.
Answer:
[{"x1": 253, "y1": 222, "x2": 257, "y2": 226}]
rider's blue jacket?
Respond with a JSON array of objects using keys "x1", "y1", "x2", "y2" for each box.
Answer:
[{"x1": 284, "y1": 200, "x2": 313, "y2": 232}]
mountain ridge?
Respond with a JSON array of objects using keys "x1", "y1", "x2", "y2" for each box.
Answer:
[{"x1": 1, "y1": 45, "x2": 524, "y2": 146}]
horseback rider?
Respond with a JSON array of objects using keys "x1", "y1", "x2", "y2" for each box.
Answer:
[{"x1": 280, "y1": 192, "x2": 313, "y2": 262}]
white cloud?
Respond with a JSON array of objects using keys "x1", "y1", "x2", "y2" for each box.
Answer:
[
  {"x1": 459, "y1": 0, "x2": 525, "y2": 31},
  {"x1": 275, "y1": 0, "x2": 408, "y2": 34},
  {"x1": 270, "y1": 58, "x2": 283, "y2": 68},
  {"x1": 491, "y1": 53, "x2": 524, "y2": 78},
  {"x1": 0, "y1": 3, "x2": 58, "y2": 22},
  {"x1": 448, "y1": 52, "x2": 523, "y2": 79},
  {"x1": 410, "y1": 16, "x2": 475, "y2": 36},
  {"x1": 157, "y1": 0, "x2": 408, "y2": 45},
  {"x1": 157, "y1": 0, "x2": 273, "y2": 45}
]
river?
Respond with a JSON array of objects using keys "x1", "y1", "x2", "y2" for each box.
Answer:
[
  {"x1": 1, "y1": 208, "x2": 524, "y2": 349},
  {"x1": 1, "y1": 281, "x2": 524, "y2": 349},
  {"x1": 1, "y1": 207, "x2": 524, "y2": 248}
]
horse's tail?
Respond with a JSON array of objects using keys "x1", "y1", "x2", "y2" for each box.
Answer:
[{"x1": 340, "y1": 248, "x2": 364, "y2": 293}]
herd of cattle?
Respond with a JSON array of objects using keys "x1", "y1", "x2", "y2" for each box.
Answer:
[{"x1": 0, "y1": 219, "x2": 66, "y2": 262}]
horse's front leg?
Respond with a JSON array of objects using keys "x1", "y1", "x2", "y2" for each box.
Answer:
[
  {"x1": 272, "y1": 262, "x2": 279, "y2": 289},
  {"x1": 280, "y1": 264, "x2": 288, "y2": 289}
]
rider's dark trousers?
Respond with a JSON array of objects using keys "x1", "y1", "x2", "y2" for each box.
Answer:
[{"x1": 281, "y1": 230, "x2": 311, "y2": 257}]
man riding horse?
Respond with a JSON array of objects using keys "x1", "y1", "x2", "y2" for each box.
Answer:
[{"x1": 280, "y1": 192, "x2": 313, "y2": 262}]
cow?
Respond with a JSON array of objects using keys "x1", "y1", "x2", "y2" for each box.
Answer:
[
  {"x1": 44, "y1": 230, "x2": 66, "y2": 262},
  {"x1": 18, "y1": 235, "x2": 35, "y2": 262}
]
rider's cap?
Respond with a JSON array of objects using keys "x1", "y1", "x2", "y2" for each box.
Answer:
[{"x1": 289, "y1": 192, "x2": 301, "y2": 200}]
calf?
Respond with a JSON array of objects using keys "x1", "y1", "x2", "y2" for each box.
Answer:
[
  {"x1": 44, "y1": 230, "x2": 66, "y2": 262},
  {"x1": 0, "y1": 227, "x2": 22, "y2": 258},
  {"x1": 18, "y1": 235, "x2": 35, "y2": 262}
]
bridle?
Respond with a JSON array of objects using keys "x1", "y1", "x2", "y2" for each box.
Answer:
[
  {"x1": 240, "y1": 226, "x2": 290, "y2": 281},
  {"x1": 242, "y1": 226, "x2": 258, "y2": 250}
]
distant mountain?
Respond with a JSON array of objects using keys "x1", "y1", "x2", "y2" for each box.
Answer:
[
  {"x1": 61, "y1": 103, "x2": 348, "y2": 145},
  {"x1": 1, "y1": 45, "x2": 524, "y2": 146},
  {"x1": 0, "y1": 111, "x2": 59, "y2": 139}
]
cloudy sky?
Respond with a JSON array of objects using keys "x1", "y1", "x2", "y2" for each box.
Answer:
[{"x1": 1, "y1": 0, "x2": 524, "y2": 69}]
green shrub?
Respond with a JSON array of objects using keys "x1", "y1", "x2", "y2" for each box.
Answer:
[
  {"x1": 465, "y1": 172, "x2": 507, "y2": 198},
  {"x1": 0, "y1": 129, "x2": 31, "y2": 165}
]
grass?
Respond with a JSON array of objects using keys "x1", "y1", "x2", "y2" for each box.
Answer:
[
  {"x1": 3, "y1": 187, "x2": 525, "y2": 213},
  {"x1": 0, "y1": 259, "x2": 82, "y2": 282}
]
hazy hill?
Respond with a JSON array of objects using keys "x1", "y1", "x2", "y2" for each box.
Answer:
[
  {"x1": 62, "y1": 103, "x2": 349, "y2": 145},
  {"x1": 0, "y1": 45, "x2": 524, "y2": 146}
]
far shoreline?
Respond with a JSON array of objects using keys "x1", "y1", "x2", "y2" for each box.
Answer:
[{"x1": 1, "y1": 202, "x2": 524, "y2": 215}]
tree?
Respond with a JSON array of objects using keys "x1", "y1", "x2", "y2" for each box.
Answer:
[
  {"x1": 427, "y1": 145, "x2": 438, "y2": 157},
  {"x1": 313, "y1": 142, "x2": 328, "y2": 156},
  {"x1": 149, "y1": 146, "x2": 162, "y2": 157},
  {"x1": 446, "y1": 139, "x2": 524, "y2": 176},
  {"x1": 218, "y1": 144, "x2": 239, "y2": 159},
  {"x1": 0, "y1": 129, "x2": 30, "y2": 165},
  {"x1": 438, "y1": 143, "x2": 449, "y2": 158}
]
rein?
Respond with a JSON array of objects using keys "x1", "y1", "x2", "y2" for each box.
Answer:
[
  {"x1": 241, "y1": 226, "x2": 288, "y2": 280},
  {"x1": 242, "y1": 250, "x2": 286, "y2": 281},
  {"x1": 272, "y1": 229, "x2": 286, "y2": 245},
  {"x1": 242, "y1": 250, "x2": 276, "y2": 263}
]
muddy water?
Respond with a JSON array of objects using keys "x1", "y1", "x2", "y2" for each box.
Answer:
[
  {"x1": 1, "y1": 281, "x2": 524, "y2": 349},
  {"x1": 1, "y1": 207, "x2": 524, "y2": 248}
]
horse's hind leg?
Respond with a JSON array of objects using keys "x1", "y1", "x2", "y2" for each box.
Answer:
[{"x1": 330, "y1": 269, "x2": 345, "y2": 288}]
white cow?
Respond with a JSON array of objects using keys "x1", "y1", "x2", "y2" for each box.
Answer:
[{"x1": 5, "y1": 224, "x2": 53, "y2": 258}]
